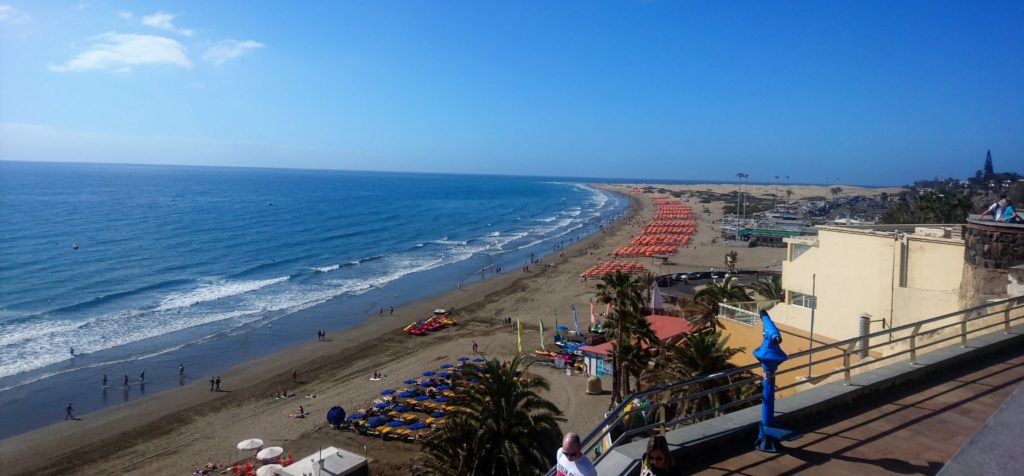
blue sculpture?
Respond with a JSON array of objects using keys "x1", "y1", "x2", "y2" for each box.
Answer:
[{"x1": 752, "y1": 310, "x2": 802, "y2": 453}]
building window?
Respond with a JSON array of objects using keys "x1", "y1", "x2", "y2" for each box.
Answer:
[{"x1": 790, "y1": 291, "x2": 816, "y2": 309}]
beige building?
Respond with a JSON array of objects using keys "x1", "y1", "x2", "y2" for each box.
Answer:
[{"x1": 768, "y1": 225, "x2": 965, "y2": 342}]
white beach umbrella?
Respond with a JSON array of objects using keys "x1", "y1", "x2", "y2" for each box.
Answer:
[
  {"x1": 650, "y1": 284, "x2": 664, "y2": 311},
  {"x1": 256, "y1": 464, "x2": 284, "y2": 476},
  {"x1": 237, "y1": 438, "x2": 264, "y2": 451},
  {"x1": 257, "y1": 446, "x2": 284, "y2": 461}
]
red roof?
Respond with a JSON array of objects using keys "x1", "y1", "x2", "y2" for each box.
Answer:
[{"x1": 578, "y1": 315, "x2": 698, "y2": 358}]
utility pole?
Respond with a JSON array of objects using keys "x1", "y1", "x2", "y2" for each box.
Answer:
[{"x1": 807, "y1": 273, "x2": 816, "y2": 379}]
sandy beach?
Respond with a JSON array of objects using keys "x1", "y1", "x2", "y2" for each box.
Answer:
[{"x1": 0, "y1": 183, "x2": 896, "y2": 475}]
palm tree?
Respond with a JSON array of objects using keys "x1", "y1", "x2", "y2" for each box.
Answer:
[
  {"x1": 637, "y1": 270, "x2": 657, "y2": 305},
  {"x1": 830, "y1": 186, "x2": 843, "y2": 202},
  {"x1": 689, "y1": 277, "x2": 749, "y2": 330},
  {"x1": 670, "y1": 330, "x2": 749, "y2": 420},
  {"x1": 422, "y1": 355, "x2": 564, "y2": 476},
  {"x1": 595, "y1": 271, "x2": 647, "y2": 407},
  {"x1": 747, "y1": 276, "x2": 782, "y2": 302}
]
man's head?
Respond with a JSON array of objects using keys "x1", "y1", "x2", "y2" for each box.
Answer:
[
  {"x1": 562, "y1": 432, "x2": 583, "y2": 460},
  {"x1": 1001, "y1": 195, "x2": 1009, "y2": 205}
]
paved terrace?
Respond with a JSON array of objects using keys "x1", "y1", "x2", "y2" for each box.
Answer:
[{"x1": 677, "y1": 342, "x2": 1024, "y2": 476}]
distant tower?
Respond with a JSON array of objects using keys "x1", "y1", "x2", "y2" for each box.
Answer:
[{"x1": 983, "y1": 150, "x2": 994, "y2": 179}]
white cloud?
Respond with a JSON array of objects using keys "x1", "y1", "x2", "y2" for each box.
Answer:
[
  {"x1": 117, "y1": 11, "x2": 133, "y2": 21},
  {"x1": 203, "y1": 40, "x2": 264, "y2": 65},
  {"x1": 49, "y1": 32, "x2": 191, "y2": 73},
  {"x1": 142, "y1": 11, "x2": 193, "y2": 37},
  {"x1": 0, "y1": 4, "x2": 30, "y2": 23}
]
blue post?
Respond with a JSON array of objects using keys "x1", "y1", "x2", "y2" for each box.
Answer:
[{"x1": 752, "y1": 310, "x2": 802, "y2": 452}]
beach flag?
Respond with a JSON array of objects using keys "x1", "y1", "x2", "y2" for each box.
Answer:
[
  {"x1": 539, "y1": 318, "x2": 546, "y2": 350},
  {"x1": 516, "y1": 319, "x2": 523, "y2": 353},
  {"x1": 590, "y1": 299, "x2": 596, "y2": 326},
  {"x1": 554, "y1": 310, "x2": 559, "y2": 334},
  {"x1": 571, "y1": 304, "x2": 580, "y2": 335}
]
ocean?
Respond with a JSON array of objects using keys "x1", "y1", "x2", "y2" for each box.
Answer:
[{"x1": 0, "y1": 161, "x2": 627, "y2": 437}]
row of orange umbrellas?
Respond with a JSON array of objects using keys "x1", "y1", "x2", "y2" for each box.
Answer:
[
  {"x1": 643, "y1": 225, "x2": 695, "y2": 235},
  {"x1": 613, "y1": 245, "x2": 678, "y2": 257},
  {"x1": 581, "y1": 260, "x2": 646, "y2": 278},
  {"x1": 631, "y1": 235, "x2": 691, "y2": 246}
]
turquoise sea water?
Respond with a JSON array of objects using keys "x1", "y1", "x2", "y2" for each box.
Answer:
[{"x1": 0, "y1": 161, "x2": 626, "y2": 437}]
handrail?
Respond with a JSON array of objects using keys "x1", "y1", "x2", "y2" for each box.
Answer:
[{"x1": 547, "y1": 295, "x2": 1024, "y2": 475}]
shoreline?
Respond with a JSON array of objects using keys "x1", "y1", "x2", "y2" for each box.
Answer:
[
  {"x1": 2, "y1": 182, "x2": 897, "y2": 475},
  {"x1": 1, "y1": 184, "x2": 642, "y2": 475}
]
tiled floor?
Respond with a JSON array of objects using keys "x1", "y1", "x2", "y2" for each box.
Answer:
[{"x1": 679, "y1": 347, "x2": 1024, "y2": 476}]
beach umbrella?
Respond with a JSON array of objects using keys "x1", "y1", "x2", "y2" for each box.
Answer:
[
  {"x1": 420, "y1": 381, "x2": 435, "y2": 387},
  {"x1": 408, "y1": 422, "x2": 428, "y2": 430},
  {"x1": 434, "y1": 397, "x2": 449, "y2": 403},
  {"x1": 256, "y1": 464, "x2": 284, "y2": 476},
  {"x1": 437, "y1": 385, "x2": 450, "y2": 391},
  {"x1": 387, "y1": 420, "x2": 406, "y2": 427},
  {"x1": 398, "y1": 391, "x2": 415, "y2": 398},
  {"x1": 472, "y1": 357, "x2": 485, "y2": 363},
  {"x1": 422, "y1": 370, "x2": 436, "y2": 377},
  {"x1": 393, "y1": 404, "x2": 412, "y2": 412},
  {"x1": 403, "y1": 379, "x2": 418, "y2": 385},
  {"x1": 257, "y1": 447, "x2": 284, "y2": 462},
  {"x1": 346, "y1": 412, "x2": 365, "y2": 420},
  {"x1": 555, "y1": 325, "x2": 569, "y2": 332},
  {"x1": 325, "y1": 406, "x2": 346, "y2": 426},
  {"x1": 457, "y1": 357, "x2": 470, "y2": 362},
  {"x1": 430, "y1": 411, "x2": 445, "y2": 417},
  {"x1": 438, "y1": 372, "x2": 451, "y2": 378},
  {"x1": 374, "y1": 402, "x2": 389, "y2": 409},
  {"x1": 413, "y1": 395, "x2": 430, "y2": 401},
  {"x1": 237, "y1": 439, "x2": 264, "y2": 451},
  {"x1": 380, "y1": 389, "x2": 396, "y2": 395},
  {"x1": 439, "y1": 363, "x2": 453, "y2": 369},
  {"x1": 366, "y1": 416, "x2": 387, "y2": 428},
  {"x1": 467, "y1": 379, "x2": 478, "y2": 384}
]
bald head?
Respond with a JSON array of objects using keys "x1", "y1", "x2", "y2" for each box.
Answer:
[{"x1": 562, "y1": 432, "x2": 581, "y2": 453}]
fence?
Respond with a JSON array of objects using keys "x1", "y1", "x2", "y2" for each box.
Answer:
[{"x1": 548, "y1": 295, "x2": 1024, "y2": 475}]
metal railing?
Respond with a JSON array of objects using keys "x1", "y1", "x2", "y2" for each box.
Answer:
[
  {"x1": 548, "y1": 295, "x2": 1024, "y2": 475},
  {"x1": 718, "y1": 301, "x2": 778, "y2": 326}
]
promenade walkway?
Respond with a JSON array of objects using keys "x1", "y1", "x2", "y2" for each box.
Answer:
[{"x1": 677, "y1": 344, "x2": 1024, "y2": 476}]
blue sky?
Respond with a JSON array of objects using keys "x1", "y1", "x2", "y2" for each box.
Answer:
[{"x1": 1, "y1": 1, "x2": 1022, "y2": 185}]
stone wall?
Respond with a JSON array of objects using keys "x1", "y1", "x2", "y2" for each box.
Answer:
[
  {"x1": 960, "y1": 222, "x2": 1024, "y2": 307},
  {"x1": 963, "y1": 224, "x2": 1024, "y2": 269}
]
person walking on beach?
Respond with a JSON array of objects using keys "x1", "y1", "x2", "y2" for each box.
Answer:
[
  {"x1": 123, "y1": 374, "x2": 129, "y2": 387},
  {"x1": 65, "y1": 402, "x2": 74, "y2": 420},
  {"x1": 472, "y1": 340, "x2": 478, "y2": 353},
  {"x1": 179, "y1": 364, "x2": 185, "y2": 378},
  {"x1": 102, "y1": 374, "x2": 107, "y2": 387},
  {"x1": 209, "y1": 376, "x2": 215, "y2": 391},
  {"x1": 215, "y1": 376, "x2": 221, "y2": 391},
  {"x1": 292, "y1": 368, "x2": 298, "y2": 383},
  {"x1": 389, "y1": 306, "x2": 393, "y2": 315}
]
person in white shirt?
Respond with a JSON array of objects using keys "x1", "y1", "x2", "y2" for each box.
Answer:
[
  {"x1": 981, "y1": 196, "x2": 1007, "y2": 220},
  {"x1": 556, "y1": 432, "x2": 596, "y2": 476}
]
